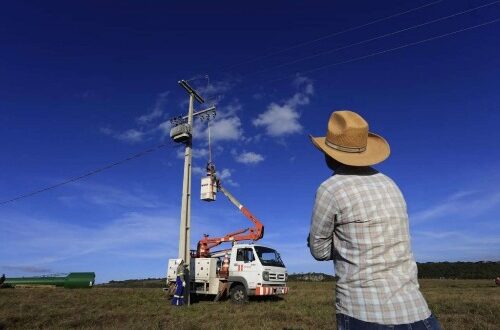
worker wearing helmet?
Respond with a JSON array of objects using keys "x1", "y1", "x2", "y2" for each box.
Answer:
[
  {"x1": 171, "y1": 260, "x2": 186, "y2": 306},
  {"x1": 308, "y1": 111, "x2": 441, "y2": 329}
]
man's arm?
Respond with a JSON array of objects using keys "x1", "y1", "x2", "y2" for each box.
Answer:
[{"x1": 308, "y1": 184, "x2": 337, "y2": 261}]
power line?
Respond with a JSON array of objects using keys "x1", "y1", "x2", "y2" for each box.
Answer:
[
  {"x1": 247, "y1": 0, "x2": 500, "y2": 77},
  {"x1": 0, "y1": 142, "x2": 176, "y2": 206},
  {"x1": 219, "y1": 0, "x2": 444, "y2": 72},
  {"x1": 265, "y1": 17, "x2": 500, "y2": 83},
  {"x1": 6, "y1": 8, "x2": 496, "y2": 208}
]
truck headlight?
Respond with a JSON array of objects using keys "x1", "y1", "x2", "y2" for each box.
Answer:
[{"x1": 262, "y1": 271, "x2": 269, "y2": 281}]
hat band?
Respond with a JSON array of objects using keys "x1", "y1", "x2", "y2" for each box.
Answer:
[{"x1": 325, "y1": 139, "x2": 366, "y2": 153}]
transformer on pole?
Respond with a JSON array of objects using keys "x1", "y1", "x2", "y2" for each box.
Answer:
[{"x1": 169, "y1": 79, "x2": 215, "y2": 305}]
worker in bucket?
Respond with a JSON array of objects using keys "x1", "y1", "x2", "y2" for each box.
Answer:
[
  {"x1": 171, "y1": 260, "x2": 186, "y2": 306},
  {"x1": 308, "y1": 111, "x2": 441, "y2": 330}
]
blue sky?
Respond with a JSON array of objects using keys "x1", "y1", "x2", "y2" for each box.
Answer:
[{"x1": 1, "y1": 0, "x2": 499, "y2": 283}]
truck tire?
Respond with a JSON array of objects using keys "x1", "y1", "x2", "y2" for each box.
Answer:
[{"x1": 230, "y1": 284, "x2": 248, "y2": 304}]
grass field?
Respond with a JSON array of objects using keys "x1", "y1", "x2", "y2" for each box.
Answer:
[{"x1": 0, "y1": 280, "x2": 498, "y2": 329}]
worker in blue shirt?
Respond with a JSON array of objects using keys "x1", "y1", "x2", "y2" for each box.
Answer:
[{"x1": 171, "y1": 260, "x2": 186, "y2": 306}]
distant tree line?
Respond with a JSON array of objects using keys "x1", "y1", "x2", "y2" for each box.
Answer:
[
  {"x1": 290, "y1": 262, "x2": 499, "y2": 282},
  {"x1": 100, "y1": 277, "x2": 165, "y2": 288},
  {"x1": 417, "y1": 261, "x2": 499, "y2": 279},
  {"x1": 99, "y1": 262, "x2": 500, "y2": 286},
  {"x1": 288, "y1": 272, "x2": 337, "y2": 282}
]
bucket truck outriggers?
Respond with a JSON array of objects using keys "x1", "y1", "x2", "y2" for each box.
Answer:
[{"x1": 166, "y1": 164, "x2": 288, "y2": 303}]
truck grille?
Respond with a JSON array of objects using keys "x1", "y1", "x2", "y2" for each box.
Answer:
[{"x1": 269, "y1": 273, "x2": 285, "y2": 281}]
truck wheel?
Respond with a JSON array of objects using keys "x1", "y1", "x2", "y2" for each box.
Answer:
[
  {"x1": 230, "y1": 284, "x2": 248, "y2": 304},
  {"x1": 190, "y1": 293, "x2": 199, "y2": 303}
]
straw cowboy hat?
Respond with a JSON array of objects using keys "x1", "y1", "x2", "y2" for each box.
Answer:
[{"x1": 310, "y1": 110, "x2": 390, "y2": 166}]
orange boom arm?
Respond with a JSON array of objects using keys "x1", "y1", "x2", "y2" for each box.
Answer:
[{"x1": 196, "y1": 178, "x2": 264, "y2": 257}]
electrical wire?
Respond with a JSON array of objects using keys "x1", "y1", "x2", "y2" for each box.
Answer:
[
  {"x1": 186, "y1": 74, "x2": 209, "y2": 83},
  {"x1": 207, "y1": 120, "x2": 213, "y2": 165},
  {"x1": 262, "y1": 17, "x2": 500, "y2": 84},
  {"x1": 246, "y1": 0, "x2": 500, "y2": 77},
  {"x1": 0, "y1": 142, "x2": 176, "y2": 206},
  {"x1": 219, "y1": 0, "x2": 444, "y2": 72},
  {"x1": 4, "y1": 5, "x2": 498, "y2": 207}
]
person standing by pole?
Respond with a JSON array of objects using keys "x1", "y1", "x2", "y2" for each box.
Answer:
[
  {"x1": 308, "y1": 111, "x2": 441, "y2": 329},
  {"x1": 171, "y1": 260, "x2": 186, "y2": 306}
]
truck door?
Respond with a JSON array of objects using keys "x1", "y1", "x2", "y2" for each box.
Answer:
[{"x1": 232, "y1": 247, "x2": 258, "y2": 288}]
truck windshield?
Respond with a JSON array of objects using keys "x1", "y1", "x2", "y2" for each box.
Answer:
[{"x1": 254, "y1": 246, "x2": 285, "y2": 267}]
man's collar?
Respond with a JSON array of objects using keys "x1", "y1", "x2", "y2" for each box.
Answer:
[{"x1": 334, "y1": 165, "x2": 378, "y2": 176}]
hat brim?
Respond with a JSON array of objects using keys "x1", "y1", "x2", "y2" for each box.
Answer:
[{"x1": 309, "y1": 133, "x2": 390, "y2": 166}]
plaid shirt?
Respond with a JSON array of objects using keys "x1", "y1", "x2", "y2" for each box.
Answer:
[{"x1": 309, "y1": 166, "x2": 431, "y2": 325}]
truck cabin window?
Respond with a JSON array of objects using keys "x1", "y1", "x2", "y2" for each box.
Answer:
[
  {"x1": 254, "y1": 246, "x2": 285, "y2": 267},
  {"x1": 236, "y1": 248, "x2": 255, "y2": 263}
]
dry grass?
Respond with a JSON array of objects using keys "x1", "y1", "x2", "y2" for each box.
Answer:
[{"x1": 0, "y1": 280, "x2": 498, "y2": 329}]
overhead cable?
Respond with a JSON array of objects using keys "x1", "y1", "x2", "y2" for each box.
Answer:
[
  {"x1": 219, "y1": 0, "x2": 444, "y2": 72},
  {"x1": 0, "y1": 142, "x2": 174, "y2": 206},
  {"x1": 247, "y1": 0, "x2": 500, "y2": 77},
  {"x1": 268, "y1": 17, "x2": 500, "y2": 83}
]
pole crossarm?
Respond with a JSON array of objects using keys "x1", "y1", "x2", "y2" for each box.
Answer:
[
  {"x1": 183, "y1": 106, "x2": 216, "y2": 121},
  {"x1": 178, "y1": 80, "x2": 205, "y2": 104}
]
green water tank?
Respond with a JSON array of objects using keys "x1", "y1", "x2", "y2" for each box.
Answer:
[
  {"x1": 2, "y1": 272, "x2": 95, "y2": 289},
  {"x1": 64, "y1": 272, "x2": 95, "y2": 288}
]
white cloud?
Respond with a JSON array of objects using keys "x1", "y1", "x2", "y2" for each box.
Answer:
[
  {"x1": 137, "y1": 91, "x2": 169, "y2": 124},
  {"x1": 3, "y1": 265, "x2": 52, "y2": 273},
  {"x1": 189, "y1": 100, "x2": 243, "y2": 144},
  {"x1": 191, "y1": 167, "x2": 236, "y2": 186},
  {"x1": 253, "y1": 103, "x2": 302, "y2": 136},
  {"x1": 158, "y1": 121, "x2": 171, "y2": 137},
  {"x1": 215, "y1": 168, "x2": 238, "y2": 187},
  {"x1": 192, "y1": 166, "x2": 235, "y2": 185},
  {"x1": 59, "y1": 182, "x2": 163, "y2": 209},
  {"x1": 115, "y1": 129, "x2": 145, "y2": 143},
  {"x1": 159, "y1": 99, "x2": 243, "y2": 144},
  {"x1": 218, "y1": 168, "x2": 232, "y2": 180},
  {"x1": 209, "y1": 116, "x2": 242, "y2": 142},
  {"x1": 192, "y1": 166, "x2": 206, "y2": 176},
  {"x1": 201, "y1": 100, "x2": 243, "y2": 142},
  {"x1": 99, "y1": 127, "x2": 113, "y2": 135},
  {"x1": 293, "y1": 75, "x2": 314, "y2": 94},
  {"x1": 99, "y1": 127, "x2": 147, "y2": 143},
  {"x1": 0, "y1": 207, "x2": 228, "y2": 282},
  {"x1": 176, "y1": 148, "x2": 209, "y2": 160},
  {"x1": 136, "y1": 109, "x2": 162, "y2": 124},
  {"x1": 252, "y1": 92, "x2": 264, "y2": 100},
  {"x1": 0, "y1": 211, "x2": 179, "y2": 280},
  {"x1": 412, "y1": 230, "x2": 500, "y2": 261},
  {"x1": 235, "y1": 151, "x2": 265, "y2": 165},
  {"x1": 197, "y1": 80, "x2": 232, "y2": 98},
  {"x1": 219, "y1": 100, "x2": 242, "y2": 118},
  {"x1": 411, "y1": 190, "x2": 500, "y2": 224},
  {"x1": 101, "y1": 91, "x2": 170, "y2": 144},
  {"x1": 253, "y1": 75, "x2": 313, "y2": 137}
]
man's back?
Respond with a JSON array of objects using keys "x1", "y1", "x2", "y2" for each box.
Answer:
[{"x1": 311, "y1": 167, "x2": 430, "y2": 324}]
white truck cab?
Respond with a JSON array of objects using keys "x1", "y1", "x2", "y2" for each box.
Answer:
[{"x1": 167, "y1": 242, "x2": 288, "y2": 303}]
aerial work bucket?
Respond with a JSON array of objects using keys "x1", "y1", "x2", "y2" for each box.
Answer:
[{"x1": 201, "y1": 176, "x2": 217, "y2": 201}]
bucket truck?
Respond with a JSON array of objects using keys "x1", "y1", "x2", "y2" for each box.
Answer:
[{"x1": 166, "y1": 164, "x2": 288, "y2": 303}]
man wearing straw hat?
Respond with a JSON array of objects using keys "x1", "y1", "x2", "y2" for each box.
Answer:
[{"x1": 308, "y1": 111, "x2": 441, "y2": 329}]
